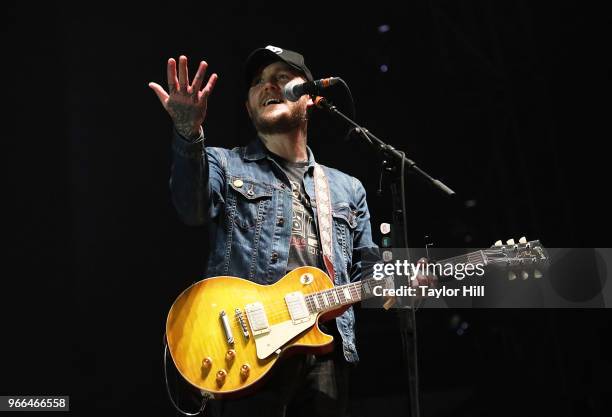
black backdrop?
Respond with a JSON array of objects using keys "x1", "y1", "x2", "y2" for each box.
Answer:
[{"x1": 4, "y1": 1, "x2": 611, "y2": 416}]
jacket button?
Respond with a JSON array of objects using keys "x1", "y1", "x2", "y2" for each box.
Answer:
[
  {"x1": 277, "y1": 217, "x2": 284, "y2": 226},
  {"x1": 271, "y1": 252, "x2": 279, "y2": 262}
]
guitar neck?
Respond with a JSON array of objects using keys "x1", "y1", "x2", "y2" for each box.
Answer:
[{"x1": 304, "y1": 250, "x2": 488, "y2": 314}]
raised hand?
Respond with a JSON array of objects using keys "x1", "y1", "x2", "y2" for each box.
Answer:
[{"x1": 149, "y1": 55, "x2": 218, "y2": 140}]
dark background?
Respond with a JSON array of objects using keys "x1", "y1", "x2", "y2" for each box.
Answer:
[{"x1": 4, "y1": 1, "x2": 611, "y2": 416}]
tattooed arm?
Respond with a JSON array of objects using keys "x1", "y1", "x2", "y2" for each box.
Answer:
[{"x1": 150, "y1": 56, "x2": 222, "y2": 225}]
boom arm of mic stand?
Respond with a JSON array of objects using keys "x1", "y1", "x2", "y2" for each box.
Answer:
[{"x1": 314, "y1": 96, "x2": 456, "y2": 196}]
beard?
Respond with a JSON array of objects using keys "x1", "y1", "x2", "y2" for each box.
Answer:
[{"x1": 250, "y1": 103, "x2": 307, "y2": 135}]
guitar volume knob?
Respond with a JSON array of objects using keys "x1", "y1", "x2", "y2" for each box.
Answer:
[
  {"x1": 201, "y1": 357, "x2": 212, "y2": 370},
  {"x1": 226, "y1": 349, "x2": 236, "y2": 364},
  {"x1": 240, "y1": 364, "x2": 250, "y2": 381},
  {"x1": 216, "y1": 369, "x2": 227, "y2": 386}
]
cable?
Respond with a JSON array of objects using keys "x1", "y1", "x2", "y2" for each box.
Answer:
[
  {"x1": 336, "y1": 77, "x2": 356, "y2": 121},
  {"x1": 333, "y1": 77, "x2": 357, "y2": 141},
  {"x1": 163, "y1": 335, "x2": 210, "y2": 416}
]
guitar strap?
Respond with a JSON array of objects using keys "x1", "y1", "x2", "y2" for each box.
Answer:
[{"x1": 313, "y1": 164, "x2": 335, "y2": 281}]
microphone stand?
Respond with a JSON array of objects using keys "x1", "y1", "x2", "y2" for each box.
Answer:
[
  {"x1": 313, "y1": 97, "x2": 456, "y2": 197},
  {"x1": 314, "y1": 96, "x2": 455, "y2": 417}
]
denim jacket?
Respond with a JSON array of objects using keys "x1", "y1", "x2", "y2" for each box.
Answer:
[{"x1": 170, "y1": 131, "x2": 378, "y2": 362}]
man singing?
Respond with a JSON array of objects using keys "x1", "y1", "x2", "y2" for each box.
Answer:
[{"x1": 150, "y1": 45, "x2": 377, "y2": 416}]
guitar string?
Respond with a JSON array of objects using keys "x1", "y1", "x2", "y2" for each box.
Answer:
[
  {"x1": 225, "y1": 274, "x2": 401, "y2": 322},
  {"x1": 223, "y1": 251, "x2": 493, "y2": 318},
  {"x1": 225, "y1": 254, "x2": 501, "y2": 325},
  {"x1": 225, "y1": 272, "x2": 430, "y2": 326},
  {"x1": 222, "y1": 248, "x2": 516, "y2": 317},
  {"x1": 222, "y1": 250, "x2": 490, "y2": 318},
  {"x1": 221, "y1": 249, "x2": 530, "y2": 326},
  {"x1": 222, "y1": 276, "x2": 384, "y2": 319},
  {"x1": 223, "y1": 280, "x2": 377, "y2": 326},
  {"x1": 227, "y1": 285, "x2": 365, "y2": 325},
  {"x1": 226, "y1": 278, "x2": 425, "y2": 328}
]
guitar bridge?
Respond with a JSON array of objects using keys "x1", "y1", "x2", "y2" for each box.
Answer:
[{"x1": 235, "y1": 308, "x2": 249, "y2": 340}]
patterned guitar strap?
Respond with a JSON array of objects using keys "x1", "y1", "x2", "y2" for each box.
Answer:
[{"x1": 313, "y1": 164, "x2": 335, "y2": 281}]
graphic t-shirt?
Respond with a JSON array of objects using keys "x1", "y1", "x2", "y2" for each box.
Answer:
[{"x1": 269, "y1": 153, "x2": 324, "y2": 272}]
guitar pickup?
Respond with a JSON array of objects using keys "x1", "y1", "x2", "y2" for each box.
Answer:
[
  {"x1": 285, "y1": 292, "x2": 310, "y2": 324},
  {"x1": 245, "y1": 302, "x2": 270, "y2": 336}
]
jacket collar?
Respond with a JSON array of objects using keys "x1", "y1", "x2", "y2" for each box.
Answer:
[{"x1": 243, "y1": 136, "x2": 316, "y2": 169}]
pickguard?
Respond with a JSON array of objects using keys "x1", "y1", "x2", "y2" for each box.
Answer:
[{"x1": 254, "y1": 316, "x2": 317, "y2": 359}]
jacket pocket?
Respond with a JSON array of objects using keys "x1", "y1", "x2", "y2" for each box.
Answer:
[
  {"x1": 332, "y1": 203, "x2": 357, "y2": 229},
  {"x1": 227, "y1": 177, "x2": 273, "y2": 230}
]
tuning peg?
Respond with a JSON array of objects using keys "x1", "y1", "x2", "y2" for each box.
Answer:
[
  {"x1": 506, "y1": 239, "x2": 515, "y2": 245},
  {"x1": 519, "y1": 236, "x2": 527, "y2": 244},
  {"x1": 534, "y1": 269, "x2": 543, "y2": 279},
  {"x1": 521, "y1": 271, "x2": 529, "y2": 280},
  {"x1": 494, "y1": 240, "x2": 503, "y2": 247},
  {"x1": 508, "y1": 271, "x2": 517, "y2": 281}
]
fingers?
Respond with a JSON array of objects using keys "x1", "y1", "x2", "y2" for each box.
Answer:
[
  {"x1": 409, "y1": 274, "x2": 436, "y2": 288},
  {"x1": 191, "y1": 61, "x2": 208, "y2": 92},
  {"x1": 156, "y1": 56, "x2": 217, "y2": 117},
  {"x1": 178, "y1": 55, "x2": 189, "y2": 92},
  {"x1": 148, "y1": 82, "x2": 169, "y2": 108},
  {"x1": 198, "y1": 73, "x2": 218, "y2": 102},
  {"x1": 165, "y1": 56, "x2": 217, "y2": 100},
  {"x1": 167, "y1": 58, "x2": 178, "y2": 94}
]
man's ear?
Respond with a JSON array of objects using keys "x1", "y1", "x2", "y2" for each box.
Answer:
[
  {"x1": 306, "y1": 95, "x2": 315, "y2": 109},
  {"x1": 245, "y1": 100, "x2": 252, "y2": 119}
]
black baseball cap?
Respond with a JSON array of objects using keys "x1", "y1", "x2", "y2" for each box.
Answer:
[{"x1": 244, "y1": 45, "x2": 314, "y2": 88}]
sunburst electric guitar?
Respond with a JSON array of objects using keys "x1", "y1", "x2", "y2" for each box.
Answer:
[{"x1": 166, "y1": 238, "x2": 548, "y2": 398}]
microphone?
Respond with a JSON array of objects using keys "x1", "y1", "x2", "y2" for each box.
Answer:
[{"x1": 283, "y1": 77, "x2": 340, "y2": 102}]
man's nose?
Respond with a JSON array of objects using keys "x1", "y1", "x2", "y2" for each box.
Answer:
[{"x1": 263, "y1": 80, "x2": 281, "y2": 91}]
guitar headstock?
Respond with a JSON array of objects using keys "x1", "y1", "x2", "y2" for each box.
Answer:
[{"x1": 486, "y1": 237, "x2": 550, "y2": 280}]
